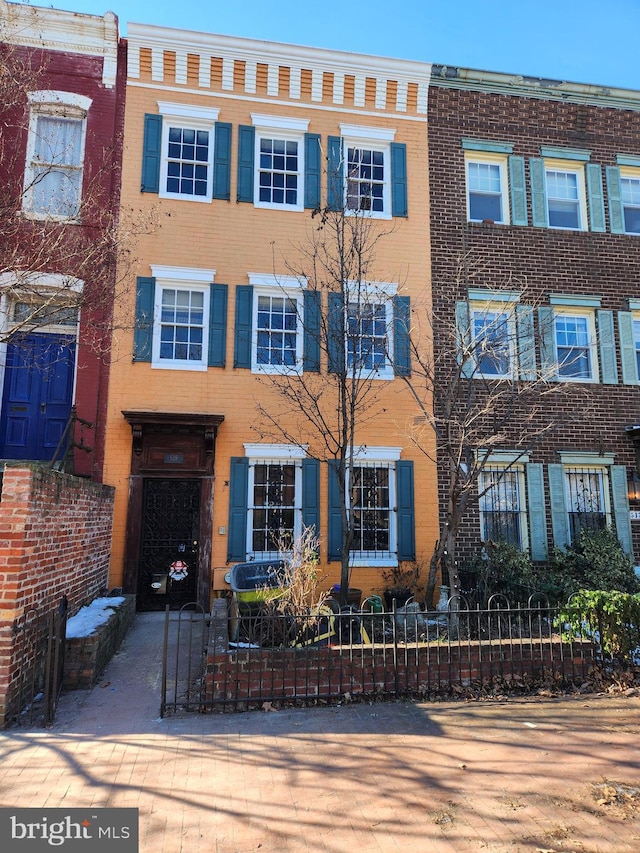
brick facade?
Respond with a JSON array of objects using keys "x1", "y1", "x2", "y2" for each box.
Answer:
[
  {"x1": 428, "y1": 69, "x2": 640, "y2": 577},
  {"x1": 0, "y1": 464, "x2": 115, "y2": 725}
]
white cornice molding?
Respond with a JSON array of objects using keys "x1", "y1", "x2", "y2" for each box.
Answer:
[
  {"x1": 431, "y1": 64, "x2": 640, "y2": 112},
  {"x1": 126, "y1": 22, "x2": 432, "y2": 86},
  {"x1": 0, "y1": 0, "x2": 119, "y2": 87}
]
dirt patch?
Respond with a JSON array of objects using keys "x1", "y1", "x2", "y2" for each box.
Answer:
[{"x1": 592, "y1": 781, "x2": 640, "y2": 819}]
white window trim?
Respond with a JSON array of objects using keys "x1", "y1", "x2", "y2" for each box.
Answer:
[
  {"x1": 552, "y1": 306, "x2": 599, "y2": 383},
  {"x1": 619, "y1": 166, "x2": 640, "y2": 235},
  {"x1": 470, "y1": 299, "x2": 517, "y2": 379},
  {"x1": 23, "y1": 91, "x2": 90, "y2": 222},
  {"x1": 150, "y1": 266, "x2": 214, "y2": 371},
  {"x1": 251, "y1": 115, "x2": 307, "y2": 212},
  {"x1": 544, "y1": 158, "x2": 588, "y2": 231},
  {"x1": 341, "y1": 126, "x2": 394, "y2": 220},
  {"x1": 465, "y1": 152, "x2": 510, "y2": 225},
  {"x1": 244, "y1": 443, "x2": 305, "y2": 560},
  {"x1": 157, "y1": 103, "x2": 220, "y2": 203},
  {"x1": 346, "y1": 447, "x2": 400, "y2": 567},
  {"x1": 249, "y1": 274, "x2": 305, "y2": 375},
  {"x1": 478, "y1": 463, "x2": 529, "y2": 552}
]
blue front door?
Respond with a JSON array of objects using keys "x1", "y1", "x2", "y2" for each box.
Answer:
[{"x1": 0, "y1": 333, "x2": 76, "y2": 461}]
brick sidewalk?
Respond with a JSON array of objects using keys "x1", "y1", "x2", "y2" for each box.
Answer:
[{"x1": 0, "y1": 614, "x2": 638, "y2": 852}]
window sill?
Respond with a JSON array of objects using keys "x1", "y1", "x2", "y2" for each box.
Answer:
[{"x1": 151, "y1": 360, "x2": 208, "y2": 372}]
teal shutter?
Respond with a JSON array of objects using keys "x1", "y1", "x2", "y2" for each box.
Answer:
[
  {"x1": 327, "y1": 136, "x2": 343, "y2": 211},
  {"x1": 525, "y1": 462, "x2": 549, "y2": 560},
  {"x1": 141, "y1": 114, "x2": 162, "y2": 193},
  {"x1": 611, "y1": 465, "x2": 633, "y2": 556},
  {"x1": 538, "y1": 306, "x2": 557, "y2": 379},
  {"x1": 597, "y1": 309, "x2": 618, "y2": 384},
  {"x1": 455, "y1": 301, "x2": 474, "y2": 378},
  {"x1": 396, "y1": 460, "x2": 415, "y2": 561},
  {"x1": 303, "y1": 290, "x2": 321, "y2": 372},
  {"x1": 233, "y1": 285, "x2": 253, "y2": 368},
  {"x1": 618, "y1": 311, "x2": 639, "y2": 384},
  {"x1": 213, "y1": 122, "x2": 232, "y2": 200},
  {"x1": 208, "y1": 283, "x2": 227, "y2": 367},
  {"x1": 586, "y1": 164, "x2": 606, "y2": 233},
  {"x1": 390, "y1": 142, "x2": 408, "y2": 217},
  {"x1": 237, "y1": 125, "x2": 255, "y2": 203},
  {"x1": 606, "y1": 166, "x2": 625, "y2": 234},
  {"x1": 328, "y1": 292, "x2": 344, "y2": 374},
  {"x1": 529, "y1": 158, "x2": 548, "y2": 227},
  {"x1": 516, "y1": 304, "x2": 536, "y2": 380},
  {"x1": 393, "y1": 295, "x2": 411, "y2": 376},
  {"x1": 327, "y1": 460, "x2": 343, "y2": 561},
  {"x1": 227, "y1": 457, "x2": 249, "y2": 562},
  {"x1": 526, "y1": 463, "x2": 548, "y2": 561},
  {"x1": 301, "y1": 458, "x2": 320, "y2": 538},
  {"x1": 508, "y1": 155, "x2": 527, "y2": 226},
  {"x1": 133, "y1": 276, "x2": 155, "y2": 362},
  {"x1": 548, "y1": 464, "x2": 569, "y2": 549},
  {"x1": 304, "y1": 133, "x2": 321, "y2": 209}
]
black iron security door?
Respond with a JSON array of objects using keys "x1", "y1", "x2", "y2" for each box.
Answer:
[{"x1": 138, "y1": 478, "x2": 200, "y2": 610}]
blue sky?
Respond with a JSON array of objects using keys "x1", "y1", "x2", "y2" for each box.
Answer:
[{"x1": 51, "y1": 0, "x2": 640, "y2": 91}]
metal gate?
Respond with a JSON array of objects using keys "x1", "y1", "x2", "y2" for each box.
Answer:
[
  {"x1": 160, "y1": 604, "x2": 210, "y2": 716},
  {"x1": 138, "y1": 478, "x2": 200, "y2": 611},
  {"x1": 13, "y1": 596, "x2": 68, "y2": 727}
]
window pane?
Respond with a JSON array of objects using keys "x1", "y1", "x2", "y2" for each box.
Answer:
[
  {"x1": 350, "y1": 465, "x2": 391, "y2": 555},
  {"x1": 250, "y1": 462, "x2": 296, "y2": 553},
  {"x1": 346, "y1": 146, "x2": 386, "y2": 213},
  {"x1": 565, "y1": 467, "x2": 607, "y2": 542},
  {"x1": 555, "y1": 315, "x2": 591, "y2": 378},
  {"x1": 158, "y1": 288, "x2": 205, "y2": 363},
  {"x1": 255, "y1": 294, "x2": 299, "y2": 367},
  {"x1": 257, "y1": 136, "x2": 299, "y2": 206},
  {"x1": 165, "y1": 125, "x2": 209, "y2": 197},
  {"x1": 546, "y1": 170, "x2": 580, "y2": 228},
  {"x1": 347, "y1": 301, "x2": 389, "y2": 373},
  {"x1": 479, "y1": 468, "x2": 522, "y2": 547},
  {"x1": 473, "y1": 310, "x2": 511, "y2": 375}
]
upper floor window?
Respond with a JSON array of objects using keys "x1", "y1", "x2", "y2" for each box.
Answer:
[
  {"x1": 23, "y1": 91, "x2": 91, "y2": 220},
  {"x1": 478, "y1": 465, "x2": 527, "y2": 550},
  {"x1": 471, "y1": 305, "x2": 513, "y2": 377},
  {"x1": 149, "y1": 266, "x2": 214, "y2": 371},
  {"x1": 344, "y1": 283, "x2": 396, "y2": 380},
  {"x1": 545, "y1": 166, "x2": 584, "y2": 230},
  {"x1": 157, "y1": 103, "x2": 219, "y2": 202},
  {"x1": 466, "y1": 157, "x2": 509, "y2": 224},
  {"x1": 553, "y1": 311, "x2": 596, "y2": 380},
  {"x1": 620, "y1": 169, "x2": 640, "y2": 234},
  {"x1": 634, "y1": 315, "x2": 640, "y2": 378},
  {"x1": 250, "y1": 274, "x2": 304, "y2": 374},
  {"x1": 341, "y1": 126, "x2": 394, "y2": 218}
]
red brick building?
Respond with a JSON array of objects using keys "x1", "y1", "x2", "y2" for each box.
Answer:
[
  {"x1": 427, "y1": 65, "x2": 640, "y2": 585},
  {"x1": 0, "y1": 0, "x2": 126, "y2": 480}
]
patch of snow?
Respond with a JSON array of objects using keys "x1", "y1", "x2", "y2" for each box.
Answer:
[{"x1": 66, "y1": 597, "x2": 126, "y2": 639}]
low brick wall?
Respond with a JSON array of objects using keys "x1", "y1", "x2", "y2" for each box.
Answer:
[
  {"x1": 63, "y1": 596, "x2": 136, "y2": 690},
  {"x1": 202, "y1": 601, "x2": 596, "y2": 711},
  {"x1": 0, "y1": 464, "x2": 115, "y2": 726}
]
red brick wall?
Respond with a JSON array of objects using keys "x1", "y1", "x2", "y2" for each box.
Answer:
[
  {"x1": 0, "y1": 464, "x2": 115, "y2": 725},
  {"x1": 427, "y1": 80, "x2": 640, "y2": 570}
]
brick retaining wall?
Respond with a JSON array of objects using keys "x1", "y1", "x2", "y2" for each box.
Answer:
[{"x1": 0, "y1": 464, "x2": 115, "y2": 726}]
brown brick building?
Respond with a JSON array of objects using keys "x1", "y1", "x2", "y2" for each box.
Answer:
[{"x1": 427, "y1": 65, "x2": 640, "y2": 588}]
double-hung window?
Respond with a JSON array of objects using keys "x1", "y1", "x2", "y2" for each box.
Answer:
[
  {"x1": 530, "y1": 149, "x2": 597, "y2": 231},
  {"x1": 539, "y1": 296, "x2": 609, "y2": 383},
  {"x1": 344, "y1": 282, "x2": 396, "y2": 380},
  {"x1": 634, "y1": 315, "x2": 640, "y2": 378},
  {"x1": 620, "y1": 169, "x2": 640, "y2": 234},
  {"x1": 157, "y1": 103, "x2": 219, "y2": 202},
  {"x1": 148, "y1": 266, "x2": 213, "y2": 371},
  {"x1": 471, "y1": 306, "x2": 513, "y2": 377},
  {"x1": 249, "y1": 274, "x2": 304, "y2": 374},
  {"x1": 478, "y1": 465, "x2": 528, "y2": 549},
  {"x1": 457, "y1": 289, "x2": 535, "y2": 381},
  {"x1": 349, "y1": 462, "x2": 394, "y2": 559},
  {"x1": 23, "y1": 91, "x2": 91, "y2": 220},
  {"x1": 545, "y1": 166, "x2": 584, "y2": 229},
  {"x1": 255, "y1": 118, "x2": 304, "y2": 209},
  {"x1": 564, "y1": 466, "x2": 609, "y2": 542},
  {"x1": 466, "y1": 158, "x2": 508, "y2": 223},
  {"x1": 246, "y1": 449, "x2": 303, "y2": 559},
  {"x1": 341, "y1": 125, "x2": 393, "y2": 218}
]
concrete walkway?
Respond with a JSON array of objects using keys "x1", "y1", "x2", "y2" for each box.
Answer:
[{"x1": 0, "y1": 612, "x2": 639, "y2": 852}]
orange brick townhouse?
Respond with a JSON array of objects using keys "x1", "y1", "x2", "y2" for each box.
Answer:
[{"x1": 103, "y1": 22, "x2": 437, "y2": 610}]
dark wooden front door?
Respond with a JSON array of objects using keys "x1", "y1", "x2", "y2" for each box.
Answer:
[{"x1": 137, "y1": 478, "x2": 201, "y2": 611}]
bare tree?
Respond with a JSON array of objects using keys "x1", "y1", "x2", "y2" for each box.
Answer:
[
  {"x1": 400, "y1": 251, "x2": 585, "y2": 607},
  {"x1": 251, "y1": 202, "x2": 405, "y2": 606}
]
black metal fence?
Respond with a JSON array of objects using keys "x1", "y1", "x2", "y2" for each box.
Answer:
[{"x1": 160, "y1": 597, "x2": 629, "y2": 715}]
